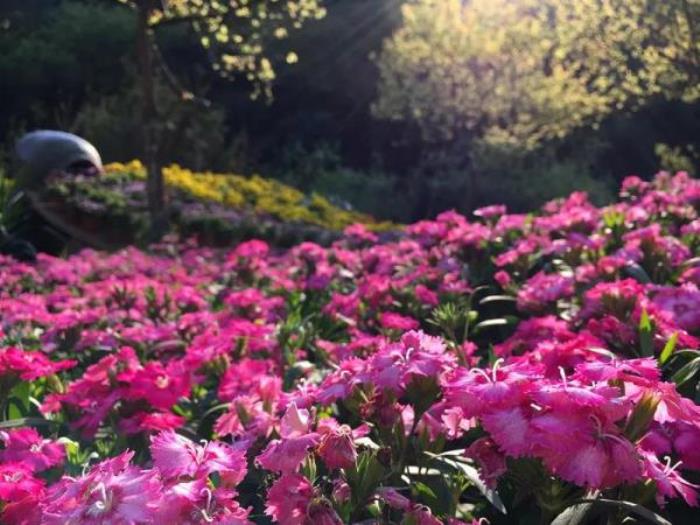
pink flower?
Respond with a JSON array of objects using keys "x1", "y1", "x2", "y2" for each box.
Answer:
[
  {"x1": 157, "y1": 479, "x2": 252, "y2": 524},
  {"x1": 415, "y1": 284, "x2": 439, "y2": 306},
  {"x1": 494, "y1": 270, "x2": 511, "y2": 287},
  {"x1": 40, "y1": 452, "x2": 162, "y2": 525},
  {"x1": 465, "y1": 438, "x2": 507, "y2": 488},
  {"x1": 517, "y1": 272, "x2": 574, "y2": 313},
  {"x1": 150, "y1": 431, "x2": 247, "y2": 486},
  {"x1": 549, "y1": 432, "x2": 641, "y2": 489},
  {"x1": 405, "y1": 505, "x2": 443, "y2": 525},
  {"x1": 264, "y1": 474, "x2": 314, "y2": 525},
  {"x1": 316, "y1": 419, "x2": 358, "y2": 470},
  {"x1": 369, "y1": 331, "x2": 455, "y2": 394},
  {"x1": 481, "y1": 406, "x2": 533, "y2": 457},
  {"x1": 280, "y1": 402, "x2": 312, "y2": 438},
  {"x1": 232, "y1": 239, "x2": 269, "y2": 260},
  {"x1": 256, "y1": 434, "x2": 320, "y2": 474},
  {"x1": 0, "y1": 462, "x2": 44, "y2": 503},
  {"x1": 118, "y1": 411, "x2": 185, "y2": 435},
  {"x1": 0, "y1": 428, "x2": 65, "y2": 472},
  {"x1": 218, "y1": 358, "x2": 276, "y2": 402},
  {"x1": 0, "y1": 347, "x2": 75, "y2": 382},
  {"x1": 641, "y1": 451, "x2": 699, "y2": 507},
  {"x1": 125, "y1": 360, "x2": 192, "y2": 411},
  {"x1": 376, "y1": 487, "x2": 411, "y2": 510},
  {"x1": 1, "y1": 492, "x2": 43, "y2": 525},
  {"x1": 474, "y1": 204, "x2": 507, "y2": 219},
  {"x1": 343, "y1": 223, "x2": 378, "y2": 243},
  {"x1": 379, "y1": 312, "x2": 420, "y2": 331},
  {"x1": 652, "y1": 285, "x2": 700, "y2": 332},
  {"x1": 673, "y1": 423, "x2": 700, "y2": 470}
]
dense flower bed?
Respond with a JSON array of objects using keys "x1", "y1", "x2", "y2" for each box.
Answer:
[
  {"x1": 42, "y1": 161, "x2": 393, "y2": 249},
  {"x1": 2, "y1": 171, "x2": 700, "y2": 524},
  {"x1": 105, "y1": 161, "x2": 391, "y2": 231}
]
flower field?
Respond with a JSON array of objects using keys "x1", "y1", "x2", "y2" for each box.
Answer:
[{"x1": 2, "y1": 171, "x2": 700, "y2": 524}]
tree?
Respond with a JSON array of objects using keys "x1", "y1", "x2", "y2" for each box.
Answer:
[
  {"x1": 373, "y1": 0, "x2": 700, "y2": 152},
  {"x1": 116, "y1": 0, "x2": 326, "y2": 235}
]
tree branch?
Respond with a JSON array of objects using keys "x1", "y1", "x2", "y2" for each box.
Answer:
[
  {"x1": 151, "y1": 39, "x2": 211, "y2": 109},
  {"x1": 151, "y1": 13, "x2": 211, "y2": 29}
]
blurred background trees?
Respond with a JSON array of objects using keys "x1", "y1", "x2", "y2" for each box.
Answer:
[
  {"x1": 2, "y1": 0, "x2": 700, "y2": 222},
  {"x1": 116, "y1": 0, "x2": 326, "y2": 231}
]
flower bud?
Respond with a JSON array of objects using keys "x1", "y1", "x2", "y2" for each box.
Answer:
[{"x1": 317, "y1": 425, "x2": 357, "y2": 469}]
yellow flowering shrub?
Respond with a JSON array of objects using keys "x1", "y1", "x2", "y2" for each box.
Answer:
[{"x1": 104, "y1": 161, "x2": 393, "y2": 231}]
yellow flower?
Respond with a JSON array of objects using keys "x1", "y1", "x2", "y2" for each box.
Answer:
[{"x1": 106, "y1": 161, "x2": 395, "y2": 231}]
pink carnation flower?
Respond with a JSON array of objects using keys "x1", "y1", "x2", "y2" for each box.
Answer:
[
  {"x1": 157, "y1": 479, "x2": 252, "y2": 524},
  {"x1": 150, "y1": 431, "x2": 247, "y2": 486},
  {"x1": 641, "y1": 450, "x2": 699, "y2": 508},
  {"x1": 40, "y1": 452, "x2": 162, "y2": 525},
  {"x1": 316, "y1": 419, "x2": 360, "y2": 470},
  {"x1": 0, "y1": 347, "x2": 75, "y2": 382},
  {"x1": 256, "y1": 434, "x2": 320, "y2": 474},
  {"x1": 0, "y1": 462, "x2": 44, "y2": 503},
  {"x1": 264, "y1": 474, "x2": 314, "y2": 525},
  {"x1": 652, "y1": 285, "x2": 700, "y2": 333},
  {"x1": 379, "y1": 312, "x2": 420, "y2": 331},
  {"x1": 0, "y1": 428, "x2": 65, "y2": 472}
]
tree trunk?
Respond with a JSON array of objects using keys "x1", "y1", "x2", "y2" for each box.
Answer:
[{"x1": 136, "y1": 1, "x2": 167, "y2": 239}]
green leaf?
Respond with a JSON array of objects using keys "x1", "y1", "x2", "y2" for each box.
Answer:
[
  {"x1": 427, "y1": 455, "x2": 507, "y2": 514},
  {"x1": 671, "y1": 356, "x2": 700, "y2": 387},
  {"x1": 659, "y1": 332, "x2": 678, "y2": 365},
  {"x1": 0, "y1": 417, "x2": 54, "y2": 429},
  {"x1": 639, "y1": 309, "x2": 654, "y2": 357},
  {"x1": 552, "y1": 499, "x2": 671, "y2": 525},
  {"x1": 413, "y1": 481, "x2": 437, "y2": 500},
  {"x1": 551, "y1": 502, "x2": 597, "y2": 525},
  {"x1": 478, "y1": 295, "x2": 516, "y2": 306},
  {"x1": 474, "y1": 316, "x2": 517, "y2": 333},
  {"x1": 346, "y1": 451, "x2": 386, "y2": 512}
]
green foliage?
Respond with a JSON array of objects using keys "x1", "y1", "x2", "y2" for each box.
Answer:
[
  {"x1": 73, "y1": 69, "x2": 233, "y2": 169},
  {"x1": 0, "y1": 1, "x2": 135, "y2": 131},
  {"x1": 474, "y1": 154, "x2": 615, "y2": 212},
  {"x1": 118, "y1": 0, "x2": 327, "y2": 99},
  {"x1": 272, "y1": 143, "x2": 404, "y2": 220},
  {"x1": 374, "y1": 0, "x2": 700, "y2": 150},
  {"x1": 655, "y1": 143, "x2": 699, "y2": 176},
  {"x1": 0, "y1": 164, "x2": 32, "y2": 243}
]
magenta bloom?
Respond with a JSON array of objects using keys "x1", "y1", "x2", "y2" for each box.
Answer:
[
  {"x1": 376, "y1": 487, "x2": 411, "y2": 510},
  {"x1": 0, "y1": 346, "x2": 75, "y2": 382},
  {"x1": 126, "y1": 360, "x2": 192, "y2": 411},
  {"x1": 316, "y1": 419, "x2": 358, "y2": 470},
  {"x1": 642, "y1": 451, "x2": 699, "y2": 508},
  {"x1": 40, "y1": 452, "x2": 162, "y2": 525},
  {"x1": 264, "y1": 474, "x2": 314, "y2": 525},
  {"x1": 150, "y1": 431, "x2": 247, "y2": 486},
  {"x1": 465, "y1": 438, "x2": 507, "y2": 488},
  {"x1": 0, "y1": 462, "x2": 44, "y2": 503},
  {"x1": 0, "y1": 428, "x2": 65, "y2": 472},
  {"x1": 256, "y1": 434, "x2": 320, "y2": 474},
  {"x1": 517, "y1": 271, "x2": 575, "y2": 313},
  {"x1": 369, "y1": 330, "x2": 455, "y2": 394},
  {"x1": 379, "y1": 312, "x2": 420, "y2": 331},
  {"x1": 652, "y1": 285, "x2": 700, "y2": 333},
  {"x1": 157, "y1": 479, "x2": 252, "y2": 524}
]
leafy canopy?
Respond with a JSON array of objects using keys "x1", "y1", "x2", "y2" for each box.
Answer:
[
  {"x1": 374, "y1": 0, "x2": 700, "y2": 149},
  {"x1": 118, "y1": 0, "x2": 327, "y2": 99}
]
